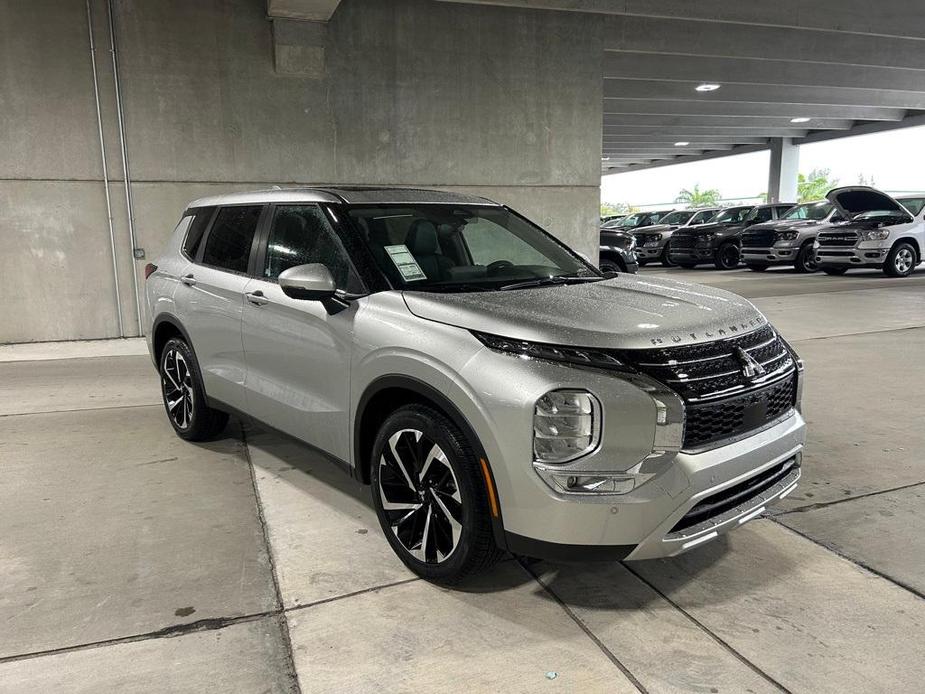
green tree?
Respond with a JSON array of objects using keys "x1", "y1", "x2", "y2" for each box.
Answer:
[
  {"x1": 797, "y1": 168, "x2": 839, "y2": 202},
  {"x1": 601, "y1": 201, "x2": 634, "y2": 217},
  {"x1": 675, "y1": 184, "x2": 721, "y2": 208}
]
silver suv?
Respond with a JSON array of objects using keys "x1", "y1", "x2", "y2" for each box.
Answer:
[
  {"x1": 145, "y1": 187, "x2": 806, "y2": 583},
  {"x1": 741, "y1": 201, "x2": 846, "y2": 273}
]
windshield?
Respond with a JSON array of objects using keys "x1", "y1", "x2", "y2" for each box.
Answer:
[
  {"x1": 782, "y1": 202, "x2": 834, "y2": 221},
  {"x1": 898, "y1": 197, "x2": 925, "y2": 215},
  {"x1": 601, "y1": 218, "x2": 624, "y2": 228},
  {"x1": 658, "y1": 211, "x2": 695, "y2": 225},
  {"x1": 713, "y1": 207, "x2": 752, "y2": 224},
  {"x1": 348, "y1": 205, "x2": 598, "y2": 291}
]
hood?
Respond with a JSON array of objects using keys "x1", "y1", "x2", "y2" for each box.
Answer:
[
  {"x1": 674, "y1": 221, "x2": 742, "y2": 237},
  {"x1": 402, "y1": 275, "x2": 766, "y2": 350},
  {"x1": 633, "y1": 223, "x2": 676, "y2": 235},
  {"x1": 746, "y1": 218, "x2": 822, "y2": 232},
  {"x1": 827, "y1": 186, "x2": 907, "y2": 218}
]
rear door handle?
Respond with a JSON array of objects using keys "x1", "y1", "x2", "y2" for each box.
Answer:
[
  {"x1": 180, "y1": 273, "x2": 196, "y2": 287},
  {"x1": 245, "y1": 290, "x2": 269, "y2": 306}
]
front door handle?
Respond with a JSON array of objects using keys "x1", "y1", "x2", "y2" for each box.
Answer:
[
  {"x1": 180, "y1": 273, "x2": 196, "y2": 287},
  {"x1": 245, "y1": 290, "x2": 269, "y2": 306}
]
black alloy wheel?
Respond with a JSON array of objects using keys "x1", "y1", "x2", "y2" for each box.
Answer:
[
  {"x1": 714, "y1": 243, "x2": 741, "y2": 270},
  {"x1": 795, "y1": 244, "x2": 819, "y2": 273}
]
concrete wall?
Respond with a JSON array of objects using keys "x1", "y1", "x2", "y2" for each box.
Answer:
[{"x1": 0, "y1": 0, "x2": 602, "y2": 343}]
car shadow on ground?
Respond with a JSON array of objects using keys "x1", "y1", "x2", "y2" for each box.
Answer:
[{"x1": 208, "y1": 418, "x2": 796, "y2": 606}]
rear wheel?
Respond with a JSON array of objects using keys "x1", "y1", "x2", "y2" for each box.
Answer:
[
  {"x1": 714, "y1": 243, "x2": 740, "y2": 270},
  {"x1": 746, "y1": 264, "x2": 768, "y2": 272},
  {"x1": 795, "y1": 244, "x2": 819, "y2": 273},
  {"x1": 370, "y1": 404, "x2": 502, "y2": 584},
  {"x1": 822, "y1": 266, "x2": 848, "y2": 276},
  {"x1": 159, "y1": 337, "x2": 228, "y2": 441},
  {"x1": 884, "y1": 242, "x2": 917, "y2": 277}
]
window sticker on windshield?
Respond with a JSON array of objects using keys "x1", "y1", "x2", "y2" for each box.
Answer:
[{"x1": 384, "y1": 244, "x2": 428, "y2": 281}]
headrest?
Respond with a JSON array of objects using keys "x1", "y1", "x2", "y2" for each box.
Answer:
[{"x1": 406, "y1": 220, "x2": 439, "y2": 255}]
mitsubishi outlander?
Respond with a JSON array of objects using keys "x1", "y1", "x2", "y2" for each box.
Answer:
[{"x1": 145, "y1": 187, "x2": 805, "y2": 583}]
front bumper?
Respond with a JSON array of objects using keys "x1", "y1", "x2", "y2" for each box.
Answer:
[
  {"x1": 815, "y1": 242, "x2": 889, "y2": 268},
  {"x1": 668, "y1": 246, "x2": 716, "y2": 264},
  {"x1": 742, "y1": 246, "x2": 797, "y2": 266},
  {"x1": 503, "y1": 410, "x2": 806, "y2": 562},
  {"x1": 636, "y1": 241, "x2": 667, "y2": 262}
]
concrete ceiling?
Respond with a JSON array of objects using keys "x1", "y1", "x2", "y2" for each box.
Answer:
[
  {"x1": 266, "y1": 0, "x2": 342, "y2": 22},
  {"x1": 437, "y1": 0, "x2": 925, "y2": 174}
]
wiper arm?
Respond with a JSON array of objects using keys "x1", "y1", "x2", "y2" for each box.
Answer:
[{"x1": 499, "y1": 275, "x2": 602, "y2": 291}]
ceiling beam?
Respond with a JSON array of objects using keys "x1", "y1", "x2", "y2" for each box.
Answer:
[
  {"x1": 266, "y1": 0, "x2": 341, "y2": 21},
  {"x1": 601, "y1": 136, "x2": 767, "y2": 145},
  {"x1": 603, "y1": 53, "x2": 925, "y2": 93},
  {"x1": 435, "y1": 1, "x2": 925, "y2": 41},
  {"x1": 603, "y1": 79, "x2": 925, "y2": 110},
  {"x1": 794, "y1": 112, "x2": 925, "y2": 145},
  {"x1": 601, "y1": 144, "x2": 771, "y2": 176},
  {"x1": 603, "y1": 126, "x2": 809, "y2": 137},
  {"x1": 603, "y1": 114, "x2": 855, "y2": 129},
  {"x1": 603, "y1": 99, "x2": 905, "y2": 121},
  {"x1": 601, "y1": 16, "x2": 925, "y2": 70}
]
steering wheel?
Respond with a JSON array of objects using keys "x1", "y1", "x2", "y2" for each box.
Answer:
[{"x1": 487, "y1": 260, "x2": 515, "y2": 276}]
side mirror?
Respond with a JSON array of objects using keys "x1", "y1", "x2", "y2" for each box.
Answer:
[{"x1": 279, "y1": 263, "x2": 336, "y2": 301}]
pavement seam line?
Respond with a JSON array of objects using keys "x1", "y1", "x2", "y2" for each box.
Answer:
[
  {"x1": 619, "y1": 562, "x2": 792, "y2": 694},
  {"x1": 0, "y1": 612, "x2": 274, "y2": 665},
  {"x1": 241, "y1": 425, "x2": 303, "y2": 694},
  {"x1": 773, "y1": 479, "x2": 925, "y2": 515},
  {"x1": 790, "y1": 323, "x2": 925, "y2": 343},
  {"x1": 519, "y1": 559, "x2": 649, "y2": 694},
  {"x1": 768, "y1": 517, "x2": 925, "y2": 600},
  {"x1": 285, "y1": 577, "x2": 422, "y2": 614},
  {"x1": 0, "y1": 402, "x2": 160, "y2": 418}
]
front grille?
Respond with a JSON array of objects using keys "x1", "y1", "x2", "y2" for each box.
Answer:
[
  {"x1": 617, "y1": 325, "x2": 797, "y2": 449},
  {"x1": 670, "y1": 233, "x2": 695, "y2": 249},
  {"x1": 635, "y1": 233, "x2": 659, "y2": 245},
  {"x1": 741, "y1": 230, "x2": 776, "y2": 248},
  {"x1": 817, "y1": 231, "x2": 858, "y2": 247},
  {"x1": 670, "y1": 457, "x2": 798, "y2": 533}
]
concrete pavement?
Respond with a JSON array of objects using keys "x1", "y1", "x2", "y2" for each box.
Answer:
[{"x1": 2, "y1": 266, "x2": 923, "y2": 692}]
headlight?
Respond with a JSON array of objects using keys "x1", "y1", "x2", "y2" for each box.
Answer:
[
  {"x1": 775, "y1": 231, "x2": 798, "y2": 241},
  {"x1": 862, "y1": 228, "x2": 890, "y2": 240},
  {"x1": 472, "y1": 332, "x2": 634, "y2": 373},
  {"x1": 534, "y1": 390, "x2": 600, "y2": 463}
]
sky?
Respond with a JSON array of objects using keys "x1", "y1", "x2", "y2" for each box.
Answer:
[{"x1": 600, "y1": 124, "x2": 925, "y2": 210}]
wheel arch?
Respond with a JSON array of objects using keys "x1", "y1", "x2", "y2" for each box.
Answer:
[
  {"x1": 892, "y1": 236, "x2": 921, "y2": 262},
  {"x1": 151, "y1": 313, "x2": 195, "y2": 366}
]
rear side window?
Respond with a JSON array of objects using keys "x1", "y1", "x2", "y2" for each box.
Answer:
[
  {"x1": 201, "y1": 205, "x2": 263, "y2": 273},
  {"x1": 182, "y1": 206, "x2": 215, "y2": 259}
]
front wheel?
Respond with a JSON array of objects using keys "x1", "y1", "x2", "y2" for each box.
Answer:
[
  {"x1": 371, "y1": 404, "x2": 502, "y2": 584},
  {"x1": 822, "y1": 266, "x2": 848, "y2": 276},
  {"x1": 884, "y1": 242, "x2": 917, "y2": 277},
  {"x1": 795, "y1": 244, "x2": 819, "y2": 273},
  {"x1": 714, "y1": 243, "x2": 740, "y2": 270},
  {"x1": 159, "y1": 337, "x2": 228, "y2": 441},
  {"x1": 660, "y1": 244, "x2": 676, "y2": 267},
  {"x1": 599, "y1": 258, "x2": 625, "y2": 274}
]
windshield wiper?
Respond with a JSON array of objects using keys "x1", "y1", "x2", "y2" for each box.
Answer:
[{"x1": 499, "y1": 275, "x2": 602, "y2": 291}]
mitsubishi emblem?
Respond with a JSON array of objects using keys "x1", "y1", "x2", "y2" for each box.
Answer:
[{"x1": 735, "y1": 346, "x2": 766, "y2": 381}]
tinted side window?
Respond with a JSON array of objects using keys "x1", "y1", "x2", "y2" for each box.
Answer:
[
  {"x1": 201, "y1": 205, "x2": 262, "y2": 273},
  {"x1": 182, "y1": 206, "x2": 215, "y2": 258},
  {"x1": 264, "y1": 205, "x2": 362, "y2": 293},
  {"x1": 753, "y1": 208, "x2": 773, "y2": 223}
]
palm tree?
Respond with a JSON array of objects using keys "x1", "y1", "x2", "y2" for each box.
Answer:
[
  {"x1": 798, "y1": 169, "x2": 839, "y2": 202},
  {"x1": 675, "y1": 184, "x2": 721, "y2": 208}
]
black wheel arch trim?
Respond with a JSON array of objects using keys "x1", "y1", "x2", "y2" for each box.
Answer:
[
  {"x1": 151, "y1": 313, "x2": 196, "y2": 369},
  {"x1": 355, "y1": 374, "x2": 509, "y2": 549}
]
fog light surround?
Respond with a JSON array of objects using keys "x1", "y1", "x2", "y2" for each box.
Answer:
[
  {"x1": 533, "y1": 390, "x2": 601, "y2": 464},
  {"x1": 551, "y1": 473, "x2": 635, "y2": 495}
]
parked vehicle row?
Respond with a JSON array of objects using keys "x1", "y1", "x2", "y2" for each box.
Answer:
[{"x1": 601, "y1": 187, "x2": 925, "y2": 278}]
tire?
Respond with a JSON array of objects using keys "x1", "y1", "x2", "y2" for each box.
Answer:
[
  {"x1": 884, "y1": 242, "x2": 917, "y2": 278},
  {"x1": 746, "y1": 264, "x2": 768, "y2": 272},
  {"x1": 599, "y1": 259, "x2": 624, "y2": 274},
  {"x1": 794, "y1": 243, "x2": 819, "y2": 273},
  {"x1": 370, "y1": 404, "x2": 503, "y2": 584},
  {"x1": 159, "y1": 337, "x2": 229, "y2": 441},
  {"x1": 660, "y1": 244, "x2": 676, "y2": 267},
  {"x1": 822, "y1": 266, "x2": 848, "y2": 276},
  {"x1": 714, "y1": 243, "x2": 740, "y2": 270}
]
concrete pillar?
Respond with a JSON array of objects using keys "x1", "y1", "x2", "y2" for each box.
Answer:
[{"x1": 767, "y1": 137, "x2": 800, "y2": 203}]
